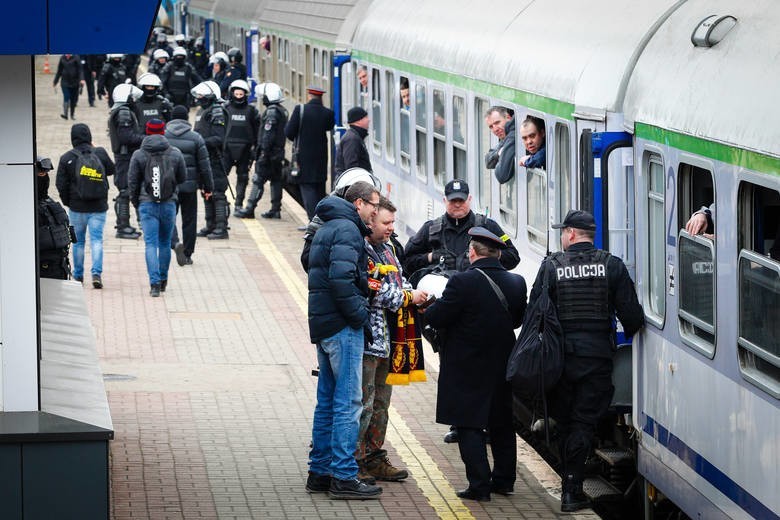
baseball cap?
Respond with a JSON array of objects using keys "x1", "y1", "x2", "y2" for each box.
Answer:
[
  {"x1": 444, "y1": 179, "x2": 469, "y2": 201},
  {"x1": 551, "y1": 209, "x2": 596, "y2": 231}
]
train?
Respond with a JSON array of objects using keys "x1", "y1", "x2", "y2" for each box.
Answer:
[{"x1": 176, "y1": 1, "x2": 780, "y2": 518}]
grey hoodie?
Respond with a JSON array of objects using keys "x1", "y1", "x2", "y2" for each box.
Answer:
[{"x1": 127, "y1": 134, "x2": 188, "y2": 205}]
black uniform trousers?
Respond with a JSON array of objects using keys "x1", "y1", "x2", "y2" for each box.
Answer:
[
  {"x1": 457, "y1": 424, "x2": 516, "y2": 496},
  {"x1": 299, "y1": 182, "x2": 326, "y2": 220},
  {"x1": 223, "y1": 147, "x2": 253, "y2": 185},
  {"x1": 171, "y1": 191, "x2": 198, "y2": 257},
  {"x1": 549, "y1": 355, "x2": 614, "y2": 483}
]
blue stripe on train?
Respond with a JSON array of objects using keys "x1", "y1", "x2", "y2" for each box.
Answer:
[{"x1": 643, "y1": 414, "x2": 777, "y2": 520}]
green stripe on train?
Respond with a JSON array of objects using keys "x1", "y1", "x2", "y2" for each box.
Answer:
[
  {"x1": 353, "y1": 50, "x2": 574, "y2": 121},
  {"x1": 636, "y1": 123, "x2": 780, "y2": 175}
]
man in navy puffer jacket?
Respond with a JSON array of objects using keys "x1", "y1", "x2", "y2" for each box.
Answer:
[{"x1": 305, "y1": 181, "x2": 384, "y2": 499}]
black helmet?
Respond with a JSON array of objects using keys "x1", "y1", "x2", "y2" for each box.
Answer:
[
  {"x1": 227, "y1": 47, "x2": 243, "y2": 64},
  {"x1": 35, "y1": 156, "x2": 53, "y2": 172}
]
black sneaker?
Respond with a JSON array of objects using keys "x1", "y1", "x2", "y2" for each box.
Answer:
[
  {"x1": 305, "y1": 472, "x2": 331, "y2": 493},
  {"x1": 150, "y1": 284, "x2": 161, "y2": 297},
  {"x1": 92, "y1": 274, "x2": 103, "y2": 289},
  {"x1": 328, "y1": 478, "x2": 382, "y2": 500},
  {"x1": 160, "y1": 280, "x2": 168, "y2": 292},
  {"x1": 261, "y1": 210, "x2": 281, "y2": 219},
  {"x1": 174, "y1": 243, "x2": 187, "y2": 266}
]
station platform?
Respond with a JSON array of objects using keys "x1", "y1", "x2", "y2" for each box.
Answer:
[{"x1": 34, "y1": 55, "x2": 599, "y2": 520}]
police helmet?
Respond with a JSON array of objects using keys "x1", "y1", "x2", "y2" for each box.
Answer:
[
  {"x1": 416, "y1": 273, "x2": 449, "y2": 299},
  {"x1": 255, "y1": 82, "x2": 283, "y2": 105},
  {"x1": 227, "y1": 47, "x2": 243, "y2": 64},
  {"x1": 333, "y1": 167, "x2": 381, "y2": 194},
  {"x1": 106, "y1": 53, "x2": 124, "y2": 60},
  {"x1": 172, "y1": 47, "x2": 188, "y2": 59},
  {"x1": 152, "y1": 49, "x2": 169, "y2": 61},
  {"x1": 138, "y1": 73, "x2": 162, "y2": 88},
  {"x1": 175, "y1": 34, "x2": 186, "y2": 46},
  {"x1": 229, "y1": 79, "x2": 250, "y2": 95},
  {"x1": 112, "y1": 83, "x2": 143, "y2": 104},
  {"x1": 35, "y1": 156, "x2": 54, "y2": 172},
  {"x1": 209, "y1": 51, "x2": 229, "y2": 67},
  {"x1": 191, "y1": 80, "x2": 222, "y2": 102},
  {"x1": 195, "y1": 37, "x2": 204, "y2": 47},
  {"x1": 156, "y1": 32, "x2": 168, "y2": 43}
]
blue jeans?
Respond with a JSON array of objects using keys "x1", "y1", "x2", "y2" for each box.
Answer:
[
  {"x1": 309, "y1": 326, "x2": 365, "y2": 480},
  {"x1": 138, "y1": 201, "x2": 176, "y2": 285},
  {"x1": 69, "y1": 210, "x2": 106, "y2": 279}
]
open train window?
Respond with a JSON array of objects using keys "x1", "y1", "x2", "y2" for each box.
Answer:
[
  {"x1": 433, "y1": 88, "x2": 446, "y2": 188},
  {"x1": 371, "y1": 68, "x2": 381, "y2": 155},
  {"x1": 357, "y1": 65, "x2": 368, "y2": 110},
  {"x1": 384, "y1": 71, "x2": 395, "y2": 164},
  {"x1": 646, "y1": 153, "x2": 666, "y2": 322},
  {"x1": 400, "y1": 76, "x2": 410, "y2": 172},
  {"x1": 474, "y1": 98, "x2": 492, "y2": 211},
  {"x1": 737, "y1": 181, "x2": 780, "y2": 398},
  {"x1": 677, "y1": 162, "x2": 715, "y2": 357},
  {"x1": 414, "y1": 82, "x2": 427, "y2": 182},
  {"x1": 452, "y1": 94, "x2": 467, "y2": 182},
  {"x1": 555, "y1": 122, "x2": 572, "y2": 230}
]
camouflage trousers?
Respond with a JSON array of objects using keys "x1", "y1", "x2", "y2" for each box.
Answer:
[{"x1": 355, "y1": 355, "x2": 393, "y2": 462}]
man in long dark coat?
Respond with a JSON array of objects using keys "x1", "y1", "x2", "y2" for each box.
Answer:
[{"x1": 424, "y1": 227, "x2": 527, "y2": 501}]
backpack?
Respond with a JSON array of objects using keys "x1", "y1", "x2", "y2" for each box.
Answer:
[
  {"x1": 73, "y1": 148, "x2": 108, "y2": 201},
  {"x1": 143, "y1": 151, "x2": 177, "y2": 202}
]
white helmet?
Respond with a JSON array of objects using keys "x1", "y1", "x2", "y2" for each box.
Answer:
[
  {"x1": 112, "y1": 83, "x2": 143, "y2": 104},
  {"x1": 333, "y1": 167, "x2": 381, "y2": 194},
  {"x1": 209, "y1": 51, "x2": 229, "y2": 66},
  {"x1": 229, "y1": 79, "x2": 250, "y2": 94},
  {"x1": 191, "y1": 80, "x2": 222, "y2": 101},
  {"x1": 175, "y1": 34, "x2": 186, "y2": 44},
  {"x1": 172, "y1": 46, "x2": 188, "y2": 58},
  {"x1": 255, "y1": 82, "x2": 283, "y2": 105},
  {"x1": 137, "y1": 73, "x2": 162, "y2": 88},
  {"x1": 416, "y1": 273, "x2": 449, "y2": 299},
  {"x1": 106, "y1": 53, "x2": 124, "y2": 60},
  {"x1": 152, "y1": 49, "x2": 169, "y2": 61}
]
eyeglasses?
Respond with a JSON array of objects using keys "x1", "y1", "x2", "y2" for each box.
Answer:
[{"x1": 361, "y1": 199, "x2": 379, "y2": 209}]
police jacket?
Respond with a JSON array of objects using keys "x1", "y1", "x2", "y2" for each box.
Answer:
[
  {"x1": 127, "y1": 135, "x2": 187, "y2": 205},
  {"x1": 164, "y1": 119, "x2": 214, "y2": 194},
  {"x1": 284, "y1": 98, "x2": 335, "y2": 184},
  {"x1": 97, "y1": 62, "x2": 128, "y2": 97},
  {"x1": 56, "y1": 123, "x2": 115, "y2": 213},
  {"x1": 134, "y1": 96, "x2": 173, "y2": 128},
  {"x1": 425, "y1": 257, "x2": 527, "y2": 427},
  {"x1": 190, "y1": 47, "x2": 210, "y2": 77},
  {"x1": 194, "y1": 103, "x2": 227, "y2": 180},
  {"x1": 404, "y1": 211, "x2": 520, "y2": 275},
  {"x1": 160, "y1": 61, "x2": 202, "y2": 95},
  {"x1": 224, "y1": 101, "x2": 260, "y2": 156},
  {"x1": 219, "y1": 64, "x2": 247, "y2": 93},
  {"x1": 494, "y1": 117, "x2": 516, "y2": 184},
  {"x1": 53, "y1": 55, "x2": 83, "y2": 89},
  {"x1": 256, "y1": 103, "x2": 288, "y2": 166},
  {"x1": 148, "y1": 60, "x2": 167, "y2": 78},
  {"x1": 108, "y1": 103, "x2": 144, "y2": 157},
  {"x1": 334, "y1": 125, "x2": 371, "y2": 176},
  {"x1": 528, "y1": 241, "x2": 644, "y2": 358},
  {"x1": 307, "y1": 196, "x2": 371, "y2": 344}
]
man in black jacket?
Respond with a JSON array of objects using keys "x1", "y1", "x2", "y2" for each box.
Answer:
[
  {"x1": 528, "y1": 210, "x2": 644, "y2": 512},
  {"x1": 37, "y1": 156, "x2": 74, "y2": 280},
  {"x1": 97, "y1": 54, "x2": 129, "y2": 108},
  {"x1": 165, "y1": 105, "x2": 214, "y2": 266},
  {"x1": 160, "y1": 47, "x2": 203, "y2": 107},
  {"x1": 334, "y1": 106, "x2": 371, "y2": 176},
  {"x1": 424, "y1": 227, "x2": 527, "y2": 501},
  {"x1": 483, "y1": 106, "x2": 515, "y2": 184},
  {"x1": 222, "y1": 79, "x2": 260, "y2": 212},
  {"x1": 55, "y1": 124, "x2": 115, "y2": 288},
  {"x1": 53, "y1": 54, "x2": 85, "y2": 120},
  {"x1": 284, "y1": 86, "x2": 335, "y2": 220}
]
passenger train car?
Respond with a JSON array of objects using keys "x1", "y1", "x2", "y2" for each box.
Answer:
[{"x1": 179, "y1": 1, "x2": 779, "y2": 518}]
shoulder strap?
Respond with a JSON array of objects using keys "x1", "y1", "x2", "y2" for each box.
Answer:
[{"x1": 475, "y1": 268, "x2": 509, "y2": 314}]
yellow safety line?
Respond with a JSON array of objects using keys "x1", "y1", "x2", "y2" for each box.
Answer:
[{"x1": 241, "y1": 216, "x2": 475, "y2": 519}]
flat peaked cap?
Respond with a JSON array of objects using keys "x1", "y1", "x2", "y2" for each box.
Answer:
[
  {"x1": 552, "y1": 209, "x2": 596, "y2": 231},
  {"x1": 306, "y1": 86, "x2": 326, "y2": 96},
  {"x1": 468, "y1": 226, "x2": 507, "y2": 249}
]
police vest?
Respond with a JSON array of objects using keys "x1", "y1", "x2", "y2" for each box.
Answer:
[
  {"x1": 38, "y1": 198, "x2": 71, "y2": 252},
  {"x1": 260, "y1": 105, "x2": 288, "y2": 161},
  {"x1": 551, "y1": 249, "x2": 611, "y2": 329},
  {"x1": 108, "y1": 105, "x2": 140, "y2": 155},
  {"x1": 167, "y1": 65, "x2": 190, "y2": 93},
  {"x1": 225, "y1": 104, "x2": 254, "y2": 144},
  {"x1": 135, "y1": 97, "x2": 169, "y2": 127},
  {"x1": 429, "y1": 213, "x2": 486, "y2": 252}
]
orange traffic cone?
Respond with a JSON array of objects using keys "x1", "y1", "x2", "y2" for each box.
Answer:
[{"x1": 43, "y1": 56, "x2": 51, "y2": 74}]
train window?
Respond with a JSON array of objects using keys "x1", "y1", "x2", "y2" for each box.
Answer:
[
  {"x1": 313, "y1": 49, "x2": 319, "y2": 77},
  {"x1": 526, "y1": 166, "x2": 546, "y2": 248},
  {"x1": 737, "y1": 182, "x2": 780, "y2": 397},
  {"x1": 555, "y1": 122, "x2": 571, "y2": 225},
  {"x1": 340, "y1": 62, "x2": 354, "y2": 126},
  {"x1": 474, "y1": 98, "x2": 492, "y2": 210},
  {"x1": 400, "y1": 76, "x2": 411, "y2": 172},
  {"x1": 452, "y1": 95, "x2": 467, "y2": 181},
  {"x1": 677, "y1": 163, "x2": 715, "y2": 357},
  {"x1": 357, "y1": 65, "x2": 369, "y2": 110},
  {"x1": 371, "y1": 68, "x2": 381, "y2": 154},
  {"x1": 385, "y1": 71, "x2": 395, "y2": 164},
  {"x1": 322, "y1": 51, "x2": 330, "y2": 92},
  {"x1": 433, "y1": 88, "x2": 446, "y2": 188},
  {"x1": 646, "y1": 154, "x2": 666, "y2": 320},
  {"x1": 415, "y1": 83, "x2": 427, "y2": 182}
]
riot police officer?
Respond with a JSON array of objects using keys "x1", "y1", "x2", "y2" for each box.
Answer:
[
  {"x1": 208, "y1": 51, "x2": 230, "y2": 96},
  {"x1": 191, "y1": 80, "x2": 230, "y2": 239},
  {"x1": 36, "y1": 156, "x2": 73, "y2": 280},
  {"x1": 160, "y1": 47, "x2": 203, "y2": 107},
  {"x1": 134, "y1": 73, "x2": 173, "y2": 128},
  {"x1": 234, "y1": 82, "x2": 288, "y2": 219},
  {"x1": 190, "y1": 37, "x2": 210, "y2": 78},
  {"x1": 148, "y1": 49, "x2": 169, "y2": 77},
  {"x1": 527, "y1": 210, "x2": 644, "y2": 512},
  {"x1": 97, "y1": 54, "x2": 128, "y2": 108},
  {"x1": 222, "y1": 79, "x2": 260, "y2": 212},
  {"x1": 220, "y1": 47, "x2": 247, "y2": 94},
  {"x1": 108, "y1": 83, "x2": 145, "y2": 239}
]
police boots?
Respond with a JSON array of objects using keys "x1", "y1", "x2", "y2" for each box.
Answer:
[
  {"x1": 207, "y1": 195, "x2": 229, "y2": 240},
  {"x1": 115, "y1": 193, "x2": 141, "y2": 239},
  {"x1": 233, "y1": 179, "x2": 247, "y2": 214},
  {"x1": 560, "y1": 474, "x2": 589, "y2": 513},
  {"x1": 197, "y1": 197, "x2": 216, "y2": 237},
  {"x1": 234, "y1": 183, "x2": 263, "y2": 219}
]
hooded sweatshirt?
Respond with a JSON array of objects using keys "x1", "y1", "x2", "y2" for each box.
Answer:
[
  {"x1": 127, "y1": 134, "x2": 188, "y2": 205},
  {"x1": 55, "y1": 123, "x2": 116, "y2": 213}
]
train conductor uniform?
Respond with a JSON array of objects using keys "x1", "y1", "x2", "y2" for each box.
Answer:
[
  {"x1": 528, "y1": 209, "x2": 644, "y2": 512},
  {"x1": 284, "y1": 86, "x2": 336, "y2": 220},
  {"x1": 424, "y1": 227, "x2": 527, "y2": 501}
]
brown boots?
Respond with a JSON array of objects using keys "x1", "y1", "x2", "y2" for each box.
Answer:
[{"x1": 362, "y1": 451, "x2": 408, "y2": 482}]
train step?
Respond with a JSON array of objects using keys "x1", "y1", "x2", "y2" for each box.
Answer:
[
  {"x1": 583, "y1": 476, "x2": 623, "y2": 502},
  {"x1": 594, "y1": 446, "x2": 634, "y2": 466}
]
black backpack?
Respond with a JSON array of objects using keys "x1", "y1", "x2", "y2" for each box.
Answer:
[
  {"x1": 73, "y1": 148, "x2": 108, "y2": 201},
  {"x1": 143, "y1": 151, "x2": 177, "y2": 202}
]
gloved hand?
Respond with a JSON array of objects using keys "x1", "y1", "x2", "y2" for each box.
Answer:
[{"x1": 431, "y1": 249, "x2": 456, "y2": 270}]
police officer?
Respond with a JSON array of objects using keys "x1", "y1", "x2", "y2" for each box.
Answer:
[
  {"x1": 222, "y1": 79, "x2": 260, "y2": 212},
  {"x1": 152, "y1": 32, "x2": 174, "y2": 58},
  {"x1": 135, "y1": 73, "x2": 173, "y2": 128},
  {"x1": 284, "y1": 86, "x2": 335, "y2": 221},
  {"x1": 123, "y1": 54, "x2": 141, "y2": 84},
  {"x1": 423, "y1": 227, "x2": 527, "y2": 501},
  {"x1": 108, "y1": 83, "x2": 146, "y2": 239},
  {"x1": 528, "y1": 209, "x2": 644, "y2": 512},
  {"x1": 221, "y1": 47, "x2": 248, "y2": 93},
  {"x1": 36, "y1": 156, "x2": 74, "y2": 280},
  {"x1": 149, "y1": 49, "x2": 170, "y2": 77},
  {"x1": 190, "y1": 37, "x2": 210, "y2": 78},
  {"x1": 160, "y1": 47, "x2": 203, "y2": 107},
  {"x1": 97, "y1": 54, "x2": 128, "y2": 108},
  {"x1": 191, "y1": 80, "x2": 230, "y2": 239},
  {"x1": 208, "y1": 52, "x2": 230, "y2": 94},
  {"x1": 234, "y1": 83, "x2": 288, "y2": 219}
]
